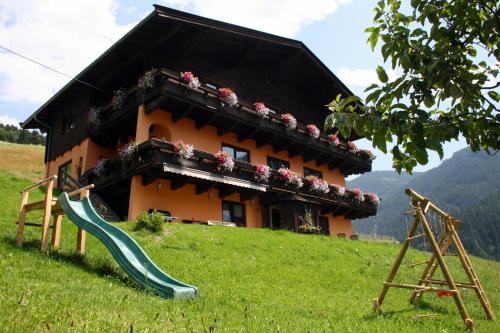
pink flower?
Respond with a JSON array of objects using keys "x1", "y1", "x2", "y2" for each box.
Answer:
[
  {"x1": 280, "y1": 113, "x2": 297, "y2": 131},
  {"x1": 331, "y1": 184, "x2": 346, "y2": 196},
  {"x1": 174, "y1": 140, "x2": 194, "y2": 159},
  {"x1": 365, "y1": 192, "x2": 380, "y2": 205},
  {"x1": 180, "y1": 71, "x2": 200, "y2": 90},
  {"x1": 214, "y1": 151, "x2": 234, "y2": 172},
  {"x1": 328, "y1": 134, "x2": 340, "y2": 145},
  {"x1": 350, "y1": 188, "x2": 364, "y2": 201},
  {"x1": 181, "y1": 71, "x2": 194, "y2": 82},
  {"x1": 306, "y1": 124, "x2": 320, "y2": 139},
  {"x1": 219, "y1": 88, "x2": 238, "y2": 106},
  {"x1": 254, "y1": 164, "x2": 271, "y2": 182},
  {"x1": 254, "y1": 101, "x2": 270, "y2": 117}
]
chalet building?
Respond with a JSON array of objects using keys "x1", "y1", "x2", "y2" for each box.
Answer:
[{"x1": 22, "y1": 5, "x2": 379, "y2": 237}]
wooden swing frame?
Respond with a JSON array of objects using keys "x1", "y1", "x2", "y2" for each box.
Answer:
[
  {"x1": 16, "y1": 175, "x2": 94, "y2": 254},
  {"x1": 373, "y1": 188, "x2": 495, "y2": 332}
]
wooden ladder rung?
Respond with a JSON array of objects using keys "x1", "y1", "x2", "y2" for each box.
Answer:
[
  {"x1": 410, "y1": 260, "x2": 429, "y2": 267},
  {"x1": 16, "y1": 221, "x2": 54, "y2": 229},
  {"x1": 407, "y1": 233, "x2": 426, "y2": 241},
  {"x1": 23, "y1": 199, "x2": 58, "y2": 212}
]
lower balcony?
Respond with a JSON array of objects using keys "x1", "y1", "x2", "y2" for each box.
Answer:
[{"x1": 80, "y1": 139, "x2": 378, "y2": 221}]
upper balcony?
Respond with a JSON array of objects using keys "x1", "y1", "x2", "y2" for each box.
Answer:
[
  {"x1": 88, "y1": 69, "x2": 374, "y2": 177},
  {"x1": 80, "y1": 139, "x2": 378, "y2": 220}
]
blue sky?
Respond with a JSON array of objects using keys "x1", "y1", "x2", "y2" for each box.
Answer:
[{"x1": 0, "y1": 0, "x2": 467, "y2": 172}]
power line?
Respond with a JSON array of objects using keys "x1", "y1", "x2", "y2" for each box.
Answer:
[{"x1": 0, "y1": 44, "x2": 109, "y2": 93}]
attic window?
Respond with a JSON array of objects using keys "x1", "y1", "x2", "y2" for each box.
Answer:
[{"x1": 61, "y1": 111, "x2": 75, "y2": 135}]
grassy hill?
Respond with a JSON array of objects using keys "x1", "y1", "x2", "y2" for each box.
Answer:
[
  {"x1": 350, "y1": 148, "x2": 500, "y2": 261},
  {"x1": 0, "y1": 143, "x2": 499, "y2": 332}
]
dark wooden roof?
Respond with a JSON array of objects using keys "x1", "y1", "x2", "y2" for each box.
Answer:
[{"x1": 22, "y1": 4, "x2": 356, "y2": 129}]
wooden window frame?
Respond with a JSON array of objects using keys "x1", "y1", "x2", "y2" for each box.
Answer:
[
  {"x1": 222, "y1": 143, "x2": 251, "y2": 163},
  {"x1": 267, "y1": 156, "x2": 290, "y2": 170},
  {"x1": 303, "y1": 167, "x2": 323, "y2": 178},
  {"x1": 222, "y1": 200, "x2": 246, "y2": 227}
]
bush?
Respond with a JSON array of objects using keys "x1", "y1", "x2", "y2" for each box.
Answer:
[{"x1": 135, "y1": 210, "x2": 164, "y2": 233}]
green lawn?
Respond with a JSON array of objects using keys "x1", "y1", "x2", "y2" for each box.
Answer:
[{"x1": 0, "y1": 172, "x2": 498, "y2": 332}]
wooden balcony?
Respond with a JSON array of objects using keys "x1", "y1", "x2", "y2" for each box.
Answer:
[
  {"x1": 80, "y1": 139, "x2": 377, "y2": 220},
  {"x1": 88, "y1": 69, "x2": 373, "y2": 177}
]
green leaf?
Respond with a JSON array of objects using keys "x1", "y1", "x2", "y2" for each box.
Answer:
[
  {"x1": 400, "y1": 55, "x2": 411, "y2": 71},
  {"x1": 324, "y1": 114, "x2": 335, "y2": 132},
  {"x1": 414, "y1": 147, "x2": 428, "y2": 165},
  {"x1": 376, "y1": 66, "x2": 389, "y2": 83},
  {"x1": 449, "y1": 85, "x2": 463, "y2": 99},
  {"x1": 373, "y1": 129, "x2": 387, "y2": 153}
]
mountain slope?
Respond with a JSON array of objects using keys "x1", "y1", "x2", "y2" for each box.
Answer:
[{"x1": 349, "y1": 148, "x2": 500, "y2": 260}]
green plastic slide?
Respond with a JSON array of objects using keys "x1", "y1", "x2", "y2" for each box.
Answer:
[{"x1": 58, "y1": 193, "x2": 198, "y2": 299}]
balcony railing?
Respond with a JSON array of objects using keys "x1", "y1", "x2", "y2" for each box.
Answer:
[
  {"x1": 87, "y1": 69, "x2": 374, "y2": 176},
  {"x1": 81, "y1": 139, "x2": 378, "y2": 220}
]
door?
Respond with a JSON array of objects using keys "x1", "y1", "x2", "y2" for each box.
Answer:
[
  {"x1": 269, "y1": 206, "x2": 281, "y2": 230},
  {"x1": 319, "y1": 216, "x2": 330, "y2": 236}
]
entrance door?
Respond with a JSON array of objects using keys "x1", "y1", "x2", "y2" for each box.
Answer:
[
  {"x1": 270, "y1": 206, "x2": 281, "y2": 230},
  {"x1": 319, "y1": 216, "x2": 330, "y2": 236}
]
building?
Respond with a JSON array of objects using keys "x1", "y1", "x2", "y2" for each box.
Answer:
[{"x1": 22, "y1": 5, "x2": 378, "y2": 237}]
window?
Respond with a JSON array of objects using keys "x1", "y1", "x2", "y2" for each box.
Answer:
[
  {"x1": 61, "y1": 112, "x2": 75, "y2": 135},
  {"x1": 222, "y1": 201, "x2": 246, "y2": 227},
  {"x1": 303, "y1": 167, "x2": 323, "y2": 178},
  {"x1": 267, "y1": 156, "x2": 290, "y2": 170},
  {"x1": 57, "y1": 161, "x2": 72, "y2": 189},
  {"x1": 222, "y1": 143, "x2": 250, "y2": 162}
]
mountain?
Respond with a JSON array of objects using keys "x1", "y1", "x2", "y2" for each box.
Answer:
[{"x1": 349, "y1": 148, "x2": 500, "y2": 260}]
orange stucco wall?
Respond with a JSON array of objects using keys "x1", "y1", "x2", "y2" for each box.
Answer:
[
  {"x1": 46, "y1": 138, "x2": 116, "y2": 181},
  {"x1": 128, "y1": 175, "x2": 262, "y2": 226},
  {"x1": 130, "y1": 106, "x2": 352, "y2": 234}
]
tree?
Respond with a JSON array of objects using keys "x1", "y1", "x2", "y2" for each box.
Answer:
[{"x1": 324, "y1": 0, "x2": 499, "y2": 173}]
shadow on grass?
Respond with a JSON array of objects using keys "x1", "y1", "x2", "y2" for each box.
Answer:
[
  {"x1": 1, "y1": 235, "x2": 144, "y2": 293},
  {"x1": 363, "y1": 300, "x2": 450, "y2": 321}
]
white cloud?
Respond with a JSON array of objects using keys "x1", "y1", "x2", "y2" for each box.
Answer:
[
  {"x1": 0, "y1": 114, "x2": 20, "y2": 127},
  {"x1": 0, "y1": 0, "x2": 136, "y2": 105},
  {"x1": 336, "y1": 67, "x2": 398, "y2": 89},
  {"x1": 163, "y1": 0, "x2": 352, "y2": 37}
]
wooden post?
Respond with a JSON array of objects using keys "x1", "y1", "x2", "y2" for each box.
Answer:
[
  {"x1": 40, "y1": 178, "x2": 55, "y2": 252},
  {"x1": 374, "y1": 212, "x2": 420, "y2": 309},
  {"x1": 448, "y1": 223, "x2": 496, "y2": 320},
  {"x1": 16, "y1": 191, "x2": 29, "y2": 247},
  {"x1": 417, "y1": 209, "x2": 473, "y2": 329},
  {"x1": 51, "y1": 215, "x2": 63, "y2": 248},
  {"x1": 410, "y1": 231, "x2": 451, "y2": 303},
  {"x1": 76, "y1": 188, "x2": 89, "y2": 254}
]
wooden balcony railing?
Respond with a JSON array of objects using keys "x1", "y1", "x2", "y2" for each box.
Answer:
[
  {"x1": 80, "y1": 139, "x2": 378, "y2": 220},
  {"x1": 88, "y1": 69, "x2": 374, "y2": 176}
]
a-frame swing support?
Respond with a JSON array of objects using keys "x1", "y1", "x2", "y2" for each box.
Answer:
[{"x1": 373, "y1": 188, "x2": 495, "y2": 332}]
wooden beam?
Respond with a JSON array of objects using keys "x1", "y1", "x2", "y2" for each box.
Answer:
[
  {"x1": 256, "y1": 133, "x2": 277, "y2": 148},
  {"x1": 141, "y1": 174, "x2": 157, "y2": 186},
  {"x1": 51, "y1": 215, "x2": 63, "y2": 249},
  {"x1": 240, "y1": 191, "x2": 257, "y2": 202},
  {"x1": 195, "y1": 183, "x2": 211, "y2": 195},
  {"x1": 304, "y1": 149, "x2": 322, "y2": 163},
  {"x1": 40, "y1": 178, "x2": 55, "y2": 252},
  {"x1": 239, "y1": 127, "x2": 260, "y2": 142},
  {"x1": 171, "y1": 104, "x2": 194, "y2": 122},
  {"x1": 273, "y1": 140, "x2": 293, "y2": 154},
  {"x1": 171, "y1": 178, "x2": 188, "y2": 191},
  {"x1": 218, "y1": 120, "x2": 240, "y2": 136},
  {"x1": 218, "y1": 187, "x2": 235, "y2": 199}
]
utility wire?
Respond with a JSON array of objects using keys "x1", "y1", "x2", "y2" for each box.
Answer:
[{"x1": 0, "y1": 44, "x2": 109, "y2": 93}]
